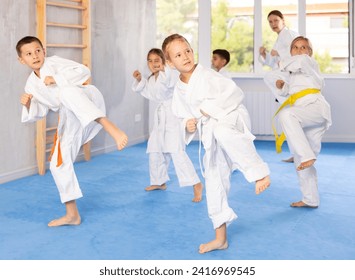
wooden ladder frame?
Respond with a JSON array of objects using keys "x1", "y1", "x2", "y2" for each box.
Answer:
[{"x1": 36, "y1": 0, "x2": 91, "y2": 175}]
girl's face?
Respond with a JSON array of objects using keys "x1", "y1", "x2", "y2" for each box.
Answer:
[
  {"x1": 147, "y1": 53, "x2": 164, "y2": 74},
  {"x1": 291, "y1": 39, "x2": 311, "y2": 56},
  {"x1": 268, "y1": 14, "x2": 285, "y2": 34},
  {"x1": 166, "y1": 39, "x2": 195, "y2": 74}
]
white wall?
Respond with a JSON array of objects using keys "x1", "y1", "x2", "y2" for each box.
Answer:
[{"x1": 0, "y1": 0, "x2": 156, "y2": 184}]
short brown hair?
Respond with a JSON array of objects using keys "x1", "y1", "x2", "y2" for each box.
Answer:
[
  {"x1": 16, "y1": 36, "x2": 44, "y2": 56},
  {"x1": 161, "y1": 33, "x2": 190, "y2": 60},
  {"x1": 213, "y1": 49, "x2": 230, "y2": 65}
]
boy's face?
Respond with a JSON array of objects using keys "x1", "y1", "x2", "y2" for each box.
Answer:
[
  {"x1": 211, "y1": 54, "x2": 226, "y2": 71},
  {"x1": 18, "y1": 41, "x2": 46, "y2": 72},
  {"x1": 290, "y1": 39, "x2": 311, "y2": 56},
  {"x1": 147, "y1": 53, "x2": 164, "y2": 74},
  {"x1": 166, "y1": 39, "x2": 195, "y2": 74}
]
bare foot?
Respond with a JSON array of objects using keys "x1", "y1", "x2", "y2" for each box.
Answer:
[
  {"x1": 48, "y1": 215, "x2": 81, "y2": 227},
  {"x1": 192, "y1": 182, "x2": 203, "y2": 203},
  {"x1": 145, "y1": 183, "x2": 167, "y2": 191},
  {"x1": 255, "y1": 175, "x2": 270, "y2": 195},
  {"x1": 113, "y1": 129, "x2": 128, "y2": 151},
  {"x1": 290, "y1": 201, "x2": 318, "y2": 208},
  {"x1": 199, "y1": 240, "x2": 228, "y2": 254},
  {"x1": 297, "y1": 159, "x2": 316, "y2": 171},
  {"x1": 96, "y1": 117, "x2": 128, "y2": 150}
]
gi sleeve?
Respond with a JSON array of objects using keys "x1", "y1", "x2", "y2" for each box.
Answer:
[
  {"x1": 50, "y1": 56, "x2": 91, "y2": 86},
  {"x1": 21, "y1": 97, "x2": 49, "y2": 123}
]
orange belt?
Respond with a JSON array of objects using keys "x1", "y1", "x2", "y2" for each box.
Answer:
[{"x1": 48, "y1": 129, "x2": 63, "y2": 167}]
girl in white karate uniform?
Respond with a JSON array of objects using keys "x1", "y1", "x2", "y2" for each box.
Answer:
[
  {"x1": 264, "y1": 36, "x2": 332, "y2": 208},
  {"x1": 259, "y1": 10, "x2": 299, "y2": 71},
  {"x1": 17, "y1": 36, "x2": 128, "y2": 227},
  {"x1": 132, "y1": 48, "x2": 203, "y2": 202},
  {"x1": 162, "y1": 34, "x2": 270, "y2": 254}
]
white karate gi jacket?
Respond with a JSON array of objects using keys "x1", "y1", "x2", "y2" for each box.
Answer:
[
  {"x1": 259, "y1": 27, "x2": 299, "y2": 70},
  {"x1": 132, "y1": 67, "x2": 185, "y2": 153}
]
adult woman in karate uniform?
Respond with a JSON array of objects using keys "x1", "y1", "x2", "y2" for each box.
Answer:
[{"x1": 259, "y1": 10, "x2": 299, "y2": 70}]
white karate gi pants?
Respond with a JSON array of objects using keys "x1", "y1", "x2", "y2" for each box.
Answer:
[
  {"x1": 202, "y1": 112, "x2": 270, "y2": 229},
  {"x1": 149, "y1": 152, "x2": 200, "y2": 187},
  {"x1": 278, "y1": 100, "x2": 328, "y2": 207},
  {"x1": 50, "y1": 85, "x2": 106, "y2": 203}
]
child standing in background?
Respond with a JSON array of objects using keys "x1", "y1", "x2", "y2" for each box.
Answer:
[
  {"x1": 17, "y1": 36, "x2": 128, "y2": 227},
  {"x1": 211, "y1": 48, "x2": 251, "y2": 132},
  {"x1": 162, "y1": 34, "x2": 270, "y2": 254},
  {"x1": 264, "y1": 36, "x2": 331, "y2": 208},
  {"x1": 132, "y1": 48, "x2": 203, "y2": 202},
  {"x1": 211, "y1": 49, "x2": 231, "y2": 78}
]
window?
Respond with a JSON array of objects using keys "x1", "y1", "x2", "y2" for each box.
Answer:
[
  {"x1": 211, "y1": 0, "x2": 254, "y2": 72},
  {"x1": 157, "y1": 0, "x2": 353, "y2": 75},
  {"x1": 306, "y1": 0, "x2": 349, "y2": 73},
  {"x1": 156, "y1": 0, "x2": 199, "y2": 60}
]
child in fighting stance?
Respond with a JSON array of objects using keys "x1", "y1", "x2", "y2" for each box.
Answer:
[
  {"x1": 132, "y1": 48, "x2": 203, "y2": 202},
  {"x1": 17, "y1": 36, "x2": 128, "y2": 227},
  {"x1": 162, "y1": 34, "x2": 270, "y2": 254},
  {"x1": 264, "y1": 36, "x2": 331, "y2": 208}
]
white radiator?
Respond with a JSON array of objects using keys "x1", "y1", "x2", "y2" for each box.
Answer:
[{"x1": 243, "y1": 91, "x2": 281, "y2": 136}]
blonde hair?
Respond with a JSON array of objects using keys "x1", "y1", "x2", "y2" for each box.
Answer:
[
  {"x1": 290, "y1": 36, "x2": 313, "y2": 56},
  {"x1": 161, "y1": 33, "x2": 191, "y2": 60}
]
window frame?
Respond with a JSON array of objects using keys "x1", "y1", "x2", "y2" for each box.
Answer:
[{"x1": 200, "y1": 0, "x2": 355, "y2": 77}]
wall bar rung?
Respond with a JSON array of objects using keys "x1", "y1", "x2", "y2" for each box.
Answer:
[
  {"x1": 46, "y1": 1, "x2": 85, "y2": 10},
  {"x1": 47, "y1": 43, "x2": 87, "y2": 48},
  {"x1": 47, "y1": 22, "x2": 87, "y2": 29}
]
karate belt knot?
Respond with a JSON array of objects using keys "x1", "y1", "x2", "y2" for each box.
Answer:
[{"x1": 272, "y1": 88, "x2": 320, "y2": 153}]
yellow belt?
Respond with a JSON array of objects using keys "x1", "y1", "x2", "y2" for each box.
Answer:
[{"x1": 272, "y1": 88, "x2": 320, "y2": 153}]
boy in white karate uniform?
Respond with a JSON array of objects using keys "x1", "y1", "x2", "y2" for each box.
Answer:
[
  {"x1": 162, "y1": 34, "x2": 270, "y2": 254},
  {"x1": 264, "y1": 36, "x2": 331, "y2": 208},
  {"x1": 211, "y1": 49, "x2": 231, "y2": 78},
  {"x1": 132, "y1": 48, "x2": 203, "y2": 201},
  {"x1": 17, "y1": 36, "x2": 128, "y2": 227}
]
